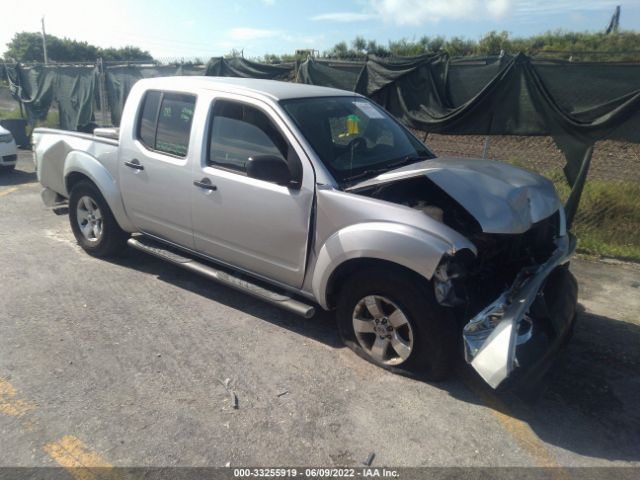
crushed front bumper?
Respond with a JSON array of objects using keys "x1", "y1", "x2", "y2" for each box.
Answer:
[{"x1": 463, "y1": 234, "x2": 578, "y2": 389}]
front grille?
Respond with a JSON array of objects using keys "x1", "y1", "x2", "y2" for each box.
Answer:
[{"x1": 2, "y1": 154, "x2": 17, "y2": 163}]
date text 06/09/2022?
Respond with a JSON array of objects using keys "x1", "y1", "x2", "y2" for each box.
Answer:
[{"x1": 233, "y1": 468, "x2": 400, "y2": 478}]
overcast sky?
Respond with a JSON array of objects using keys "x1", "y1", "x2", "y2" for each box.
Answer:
[{"x1": 2, "y1": 0, "x2": 638, "y2": 59}]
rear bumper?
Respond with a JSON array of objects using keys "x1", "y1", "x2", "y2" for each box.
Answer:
[
  {"x1": 463, "y1": 234, "x2": 577, "y2": 388},
  {"x1": 1, "y1": 154, "x2": 17, "y2": 166}
]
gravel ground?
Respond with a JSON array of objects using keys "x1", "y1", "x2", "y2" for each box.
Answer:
[{"x1": 1, "y1": 151, "x2": 639, "y2": 472}]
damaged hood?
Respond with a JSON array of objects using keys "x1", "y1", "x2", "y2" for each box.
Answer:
[{"x1": 349, "y1": 157, "x2": 561, "y2": 234}]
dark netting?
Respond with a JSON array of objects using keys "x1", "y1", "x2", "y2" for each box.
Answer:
[
  {"x1": 354, "y1": 54, "x2": 445, "y2": 97},
  {"x1": 447, "y1": 55, "x2": 512, "y2": 106},
  {"x1": 297, "y1": 59, "x2": 363, "y2": 91},
  {"x1": 5, "y1": 54, "x2": 640, "y2": 228},
  {"x1": 11, "y1": 64, "x2": 98, "y2": 131},
  {"x1": 205, "y1": 57, "x2": 294, "y2": 80}
]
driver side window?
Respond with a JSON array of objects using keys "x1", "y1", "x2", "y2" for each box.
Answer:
[{"x1": 208, "y1": 100, "x2": 288, "y2": 174}]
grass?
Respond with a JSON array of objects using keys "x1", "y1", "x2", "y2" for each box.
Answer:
[{"x1": 513, "y1": 163, "x2": 640, "y2": 261}]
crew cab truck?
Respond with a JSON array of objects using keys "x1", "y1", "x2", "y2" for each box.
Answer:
[{"x1": 34, "y1": 77, "x2": 578, "y2": 389}]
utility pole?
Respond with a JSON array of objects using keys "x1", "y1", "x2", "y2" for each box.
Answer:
[{"x1": 41, "y1": 16, "x2": 48, "y2": 64}]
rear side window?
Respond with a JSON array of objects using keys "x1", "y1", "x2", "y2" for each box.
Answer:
[
  {"x1": 137, "y1": 91, "x2": 196, "y2": 158},
  {"x1": 208, "y1": 100, "x2": 287, "y2": 173}
]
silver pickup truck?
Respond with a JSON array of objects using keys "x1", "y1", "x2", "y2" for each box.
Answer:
[{"x1": 34, "y1": 77, "x2": 577, "y2": 389}]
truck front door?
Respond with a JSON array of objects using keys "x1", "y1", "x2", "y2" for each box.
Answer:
[{"x1": 190, "y1": 95, "x2": 315, "y2": 288}]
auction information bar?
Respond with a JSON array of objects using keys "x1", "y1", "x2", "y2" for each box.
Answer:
[{"x1": 0, "y1": 468, "x2": 638, "y2": 480}]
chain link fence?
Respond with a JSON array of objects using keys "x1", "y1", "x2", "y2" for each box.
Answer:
[{"x1": 420, "y1": 133, "x2": 640, "y2": 260}]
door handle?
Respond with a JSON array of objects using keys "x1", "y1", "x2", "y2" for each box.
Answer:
[
  {"x1": 193, "y1": 178, "x2": 217, "y2": 191},
  {"x1": 124, "y1": 159, "x2": 144, "y2": 170}
]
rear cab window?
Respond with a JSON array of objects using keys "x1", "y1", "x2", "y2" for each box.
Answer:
[{"x1": 137, "y1": 91, "x2": 196, "y2": 158}]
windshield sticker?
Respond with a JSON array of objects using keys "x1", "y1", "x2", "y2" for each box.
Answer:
[
  {"x1": 354, "y1": 101, "x2": 385, "y2": 119},
  {"x1": 346, "y1": 114, "x2": 360, "y2": 135}
]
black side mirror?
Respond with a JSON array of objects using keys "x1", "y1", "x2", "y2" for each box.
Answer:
[{"x1": 246, "y1": 155, "x2": 296, "y2": 187}]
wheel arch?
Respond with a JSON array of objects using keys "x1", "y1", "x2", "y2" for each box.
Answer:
[
  {"x1": 63, "y1": 151, "x2": 136, "y2": 232},
  {"x1": 311, "y1": 222, "x2": 466, "y2": 310},
  {"x1": 324, "y1": 258, "x2": 432, "y2": 310}
]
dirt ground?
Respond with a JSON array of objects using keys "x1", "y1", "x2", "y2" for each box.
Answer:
[
  {"x1": 422, "y1": 133, "x2": 640, "y2": 183},
  {"x1": 1, "y1": 152, "x2": 639, "y2": 473}
]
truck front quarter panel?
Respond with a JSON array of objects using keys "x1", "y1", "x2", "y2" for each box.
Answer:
[{"x1": 309, "y1": 188, "x2": 477, "y2": 309}]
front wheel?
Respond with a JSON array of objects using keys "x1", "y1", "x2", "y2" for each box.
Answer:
[
  {"x1": 336, "y1": 267, "x2": 458, "y2": 380},
  {"x1": 68, "y1": 180, "x2": 128, "y2": 257}
]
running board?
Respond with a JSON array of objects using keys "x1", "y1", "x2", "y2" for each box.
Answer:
[{"x1": 127, "y1": 237, "x2": 316, "y2": 319}]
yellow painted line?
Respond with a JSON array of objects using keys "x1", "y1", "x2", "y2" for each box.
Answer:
[
  {"x1": 0, "y1": 182, "x2": 38, "y2": 196},
  {"x1": 1, "y1": 377, "x2": 118, "y2": 478},
  {"x1": 0, "y1": 377, "x2": 36, "y2": 417},
  {"x1": 0, "y1": 186, "x2": 20, "y2": 197},
  {"x1": 43, "y1": 435, "x2": 121, "y2": 480},
  {"x1": 459, "y1": 368, "x2": 571, "y2": 479}
]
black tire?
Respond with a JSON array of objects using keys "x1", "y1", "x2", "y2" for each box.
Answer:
[
  {"x1": 68, "y1": 180, "x2": 128, "y2": 257},
  {"x1": 0, "y1": 164, "x2": 16, "y2": 173},
  {"x1": 336, "y1": 266, "x2": 458, "y2": 381}
]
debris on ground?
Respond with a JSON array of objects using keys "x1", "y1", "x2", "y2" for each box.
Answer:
[
  {"x1": 217, "y1": 377, "x2": 239, "y2": 410},
  {"x1": 363, "y1": 452, "x2": 375, "y2": 466}
]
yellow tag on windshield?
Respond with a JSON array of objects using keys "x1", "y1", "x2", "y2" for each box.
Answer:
[{"x1": 346, "y1": 114, "x2": 360, "y2": 135}]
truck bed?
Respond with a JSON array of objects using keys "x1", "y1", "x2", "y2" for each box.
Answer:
[{"x1": 33, "y1": 128, "x2": 120, "y2": 199}]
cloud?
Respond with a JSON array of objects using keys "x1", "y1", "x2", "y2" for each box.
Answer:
[
  {"x1": 513, "y1": 0, "x2": 618, "y2": 16},
  {"x1": 311, "y1": 12, "x2": 379, "y2": 22},
  {"x1": 228, "y1": 28, "x2": 281, "y2": 41},
  {"x1": 486, "y1": 0, "x2": 510, "y2": 18},
  {"x1": 369, "y1": 0, "x2": 513, "y2": 25}
]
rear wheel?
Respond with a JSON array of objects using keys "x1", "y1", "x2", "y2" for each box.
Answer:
[
  {"x1": 68, "y1": 180, "x2": 128, "y2": 257},
  {"x1": 336, "y1": 266, "x2": 458, "y2": 380}
]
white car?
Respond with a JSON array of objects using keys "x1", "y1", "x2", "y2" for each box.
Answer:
[{"x1": 0, "y1": 125, "x2": 18, "y2": 172}]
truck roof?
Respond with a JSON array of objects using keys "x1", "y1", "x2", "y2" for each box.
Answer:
[{"x1": 138, "y1": 76, "x2": 360, "y2": 101}]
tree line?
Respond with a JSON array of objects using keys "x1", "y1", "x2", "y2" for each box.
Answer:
[
  {"x1": 3, "y1": 29, "x2": 640, "y2": 64},
  {"x1": 267, "y1": 30, "x2": 640, "y2": 63},
  {"x1": 2, "y1": 32, "x2": 153, "y2": 63}
]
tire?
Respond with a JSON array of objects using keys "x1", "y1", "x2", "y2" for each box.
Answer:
[
  {"x1": 68, "y1": 180, "x2": 128, "y2": 257},
  {"x1": 0, "y1": 164, "x2": 16, "y2": 173},
  {"x1": 336, "y1": 266, "x2": 458, "y2": 381}
]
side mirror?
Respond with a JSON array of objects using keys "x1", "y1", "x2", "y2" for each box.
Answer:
[{"x1": 246, "y1": 155, "x2": 296, "y2": 187}]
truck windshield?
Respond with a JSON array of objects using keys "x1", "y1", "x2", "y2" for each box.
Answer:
[{"x1": 281, "y1": 96, "x2": 434, "y2": 184}]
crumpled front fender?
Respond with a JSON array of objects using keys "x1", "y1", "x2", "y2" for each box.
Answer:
[
  {"x1": 312, "y1": 222, "x2": 475, "y2": 309},
  {"x1": 463, "y1": 234, "x2": 576, "y2": 388}
]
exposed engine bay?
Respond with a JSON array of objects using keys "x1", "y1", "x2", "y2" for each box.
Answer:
[{"x1": 354, "y1": 176, "x2": 560, "y2": 310}]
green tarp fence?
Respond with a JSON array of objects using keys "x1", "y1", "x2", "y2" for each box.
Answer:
[
  {"x1": 346, "y1": 53, "x2": 640, "y2": 222},
  {"x1": 5, "y1": 54, "x2": 640, "y2": 223},
  {"x1": 204, "y1": 57, "x2": 294, "y2": 80},
  {"x1": 105, "y1": 64, "x2": 205, "y2": 126},
  {"x1": 8, "y1": 64, "x2": 98, "y2": 131},
  {"x1": 296, "y1": 58, "x2": 363, "y2": 91}
]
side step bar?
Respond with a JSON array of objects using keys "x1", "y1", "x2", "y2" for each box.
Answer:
[{"x1": 127, "y1": 237, "x2": 316, "y2": 319}]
